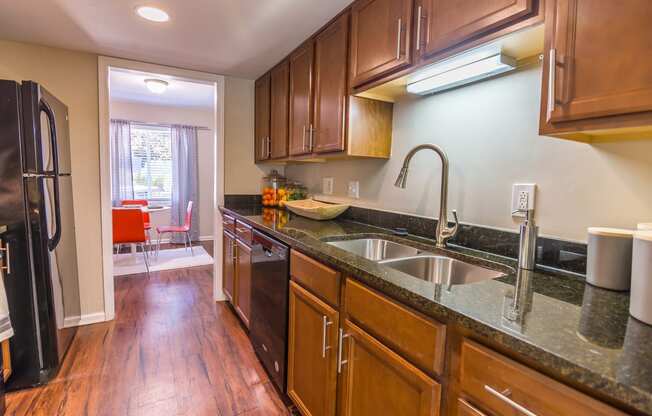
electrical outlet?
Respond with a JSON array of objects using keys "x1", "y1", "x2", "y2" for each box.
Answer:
[
  {"x1": 511, "y1": 183, "x2": 536, "y2": 217},
  {"x1": 322, "y1": 177, "x2": 334, "y2": 195},
  {"x1": 347, "y1": 181, "x2": 360, "y2": 199}
]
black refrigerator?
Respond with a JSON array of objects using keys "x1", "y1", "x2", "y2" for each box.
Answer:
[{"x1": 0, "y1": 80, "x2": 81, "y2": 390}]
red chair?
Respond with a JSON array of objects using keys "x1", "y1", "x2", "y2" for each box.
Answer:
[
  {"x1": 156, "y1": 201, "x2": 194, "y2": 256},
  {"x1": 113, "y1": 208, "x2": 150, "y2": 273},
  {"x1": 121, "y1": 199, "x2": 152, "y2": 248}
]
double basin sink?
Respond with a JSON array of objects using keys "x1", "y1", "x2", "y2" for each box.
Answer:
[{"x1": 327, "y1": 238, "x2": 506, "y2": 286}]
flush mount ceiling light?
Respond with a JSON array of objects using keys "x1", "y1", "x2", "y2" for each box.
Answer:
[
  {"x1": 406, "y1": 46, "x2": 516, "y2": 95},
  {"x1": 136, "y1": 6, "x2": 170, "y2": 22},
  {"x1": 144, "y1": 79, "x2": 169, "y2": 94}
]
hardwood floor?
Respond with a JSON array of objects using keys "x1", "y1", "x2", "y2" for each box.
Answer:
[{"x1": 6, "y1": 242, "x2": 290, "y2": 416}]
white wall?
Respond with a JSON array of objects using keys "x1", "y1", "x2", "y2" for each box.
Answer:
[
  {"x1": 286, "y1": 64, "x2": 652, "y2": 242},
  {"x1": 109, "y1": 100, "x2": 214, "y2": 239}
]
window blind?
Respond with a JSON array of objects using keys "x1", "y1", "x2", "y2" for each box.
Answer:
[{"x1": 130, "y1": 124, "x2": 173, "y2": 204}]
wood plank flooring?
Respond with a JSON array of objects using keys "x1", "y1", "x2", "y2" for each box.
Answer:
[{"x1": 6, "y1": 242, "x2": 290, "y2": 416}]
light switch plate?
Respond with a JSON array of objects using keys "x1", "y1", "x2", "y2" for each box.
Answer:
[
  {"x1": 347, "y1": 181, "x2": 360, "y2": 199},
  {"x1": 322, "y1": 177, "x2": 334, "y2": 195},
  {"x1": 511, "y1": 183, "x2": 536, "y2": 217}
]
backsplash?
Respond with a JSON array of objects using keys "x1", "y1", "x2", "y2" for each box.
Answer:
[{"x1": 223, "y1": 195, "x2": 587, "y2": 275}]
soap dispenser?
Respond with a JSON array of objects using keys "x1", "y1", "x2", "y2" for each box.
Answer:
[{"x1": 512, "y1": 209, "x2": 538, "y2": 270}]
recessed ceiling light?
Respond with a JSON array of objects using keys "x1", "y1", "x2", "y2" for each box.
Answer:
[
  {"x1": 136, "y1": 6, "x2": 170, "y2": 22},
  {"x1": 144, "y1": 79, "x2": 169, "y2": 94}
]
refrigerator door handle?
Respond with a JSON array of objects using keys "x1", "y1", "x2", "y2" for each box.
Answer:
[{"x1": 40, "y1": 100, "x2": 62, "y2": 251}]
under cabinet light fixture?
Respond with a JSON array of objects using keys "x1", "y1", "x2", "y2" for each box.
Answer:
[
  {"x1": 144, "y1": 79, "x2": 169, "y2": 94},
  {"x1": 407, "y1": 47, "x2": 516, "y2": 95}
]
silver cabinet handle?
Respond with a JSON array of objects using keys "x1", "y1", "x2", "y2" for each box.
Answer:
[
  {"x1": 321, "y1": 316, "x2": 333, "y2": 358},
  {"x1": 337, "y1": 328, "x2": 350, "y2": 373},
  {"x1": 396, "y1": 18, "x2": 402, "y2": 60},
  {"x1": 308, "y1": 124, "x2": 315, "y2": 151},
  {"x1": 302, "y1": 125, "x2": 307, "y2": 151},
  {"x1": 416, "y1": 6, "x2": 422, "y2": 51},
  {"x1": 267, "y1": 136, "x2": 272, "y2": 158},
  {"x1": 547, "y1": 48, "x2": 556, "y2": 120},
  {"x1": 484, "y1": 385, "x2": 538, "y2": 416},
  {"x1": 261, "y1": 137, "x2": 266, "y2": 159},
  {"x1": 0, "y1": 241, "x2": 10, "y2": 275}
]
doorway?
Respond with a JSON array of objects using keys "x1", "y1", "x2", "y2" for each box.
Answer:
[{"x1": 98, "y1": 57, "x2": 226, "y2": 320}]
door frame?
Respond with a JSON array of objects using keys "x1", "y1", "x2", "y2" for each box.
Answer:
[{"x1": 98, "y1": 56, "x2": 226, "y2": 321}]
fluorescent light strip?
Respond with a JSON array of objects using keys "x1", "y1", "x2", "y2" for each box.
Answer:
[{"x1": 407, "y1": 53, "x2": 516, "y2": 95}]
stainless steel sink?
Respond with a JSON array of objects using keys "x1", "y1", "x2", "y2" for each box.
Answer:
[
  {"x1": 326, "y1": 238, "x2": 420, "y2": 261},
  {"x1": 379, "y1": 255, "x2": 506, "y2": 285}
]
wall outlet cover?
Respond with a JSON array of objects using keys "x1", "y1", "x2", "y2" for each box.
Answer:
[
  {"x1": 511, "y1": 183, "x2": 536, "y2": 217},
  {"x1": 323, "y1": 177, "x2": 334, "y2": 195},
  {"x1": 347, "y1": 181, "x2": 360, "y2": 199}
]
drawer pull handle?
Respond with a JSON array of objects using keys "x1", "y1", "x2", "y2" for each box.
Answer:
[
  {"x1": 321, "y1": 315, "x2": 333, "y2": 358},
  {"x1": 484, "y1": 385, "x2": 538, "y2": 416},
  {"x1": 415, "y1": 6, "x2": 422, "y2": 51}
]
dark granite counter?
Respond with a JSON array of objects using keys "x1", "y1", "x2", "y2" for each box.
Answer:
[{"x1": 220, "y1": 205, "x2": 651, "y2": 415}]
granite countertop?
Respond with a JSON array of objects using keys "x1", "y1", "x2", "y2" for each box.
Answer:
[{"x1": 221, "y1": 205, "x2": 651, "y2": 415}]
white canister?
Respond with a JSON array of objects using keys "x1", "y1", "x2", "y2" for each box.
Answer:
[
  {"x1": 586, "y1": 228, "x2": 634, "y2": 291},
  {"x1": 630, "y1": 231, "x2": 652, "y2": 325}
]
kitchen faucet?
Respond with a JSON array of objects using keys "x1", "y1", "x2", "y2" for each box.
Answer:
[{"x1": 394, "y1": 144, "x2": 459, "y2": 248}]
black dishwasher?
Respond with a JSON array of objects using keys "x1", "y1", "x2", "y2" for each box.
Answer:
[{"x1": 250, "y1": 229, "x2": 290, "y2": 393}]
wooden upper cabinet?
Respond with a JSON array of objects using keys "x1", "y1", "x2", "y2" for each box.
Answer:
[
  {"x1": 313, "y1": 13, "x2": 349, "y2": 154},
  {"x1": 349, "y1": 0, "x2": 413, "y2": 89},
  {"x1": 270, "y1": 60, "x2": 290, "y2": 159},
  {"x1": 416, "y1": 0, "x2": 535, "y2": 59},
  {"x1": 287, "y1": 281, "x2": 339, "y2": 416},
  {"x1": 254, "y1": 73, "x2": 271, "y2": 162},
  {"x1": 222, "y1": 231, "x2": 235, "y2": 303},
  {"x1": 235, "y1": 240, "x2": 252, "y2": 328},
  {"x1": 541, "y1": 0, "x2": 652, "y2": 139},
  {"x1": 289, "y1": 42, "x2": 315, "y2": 156},
  {"x1": 338, "y1": 319, "x2": 441, "y2": 416}
]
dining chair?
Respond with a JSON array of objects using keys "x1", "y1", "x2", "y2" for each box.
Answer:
[
  {"x1": 113, "y1": 208, "x2": 150, "y2": 274},
  {"x1": 121, "y1": 199, "x2": 152, "y2": 249},
  {"x1": 156, "y1": 201, "x2": 194, "y2": 257}
]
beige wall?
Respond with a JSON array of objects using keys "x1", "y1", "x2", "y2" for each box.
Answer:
[
  {"x1": 224, "y1": 77, "x2": 283, "y2": 194},
  {"x1": 109, "y1": 100, "x2": 214, "y2": 238},
  {"x1": 286, "y1": 64, "x2": 652, "y2": 242},
  {"x1": 0, "y1": 39, "x2": 104, "y2": 315}
]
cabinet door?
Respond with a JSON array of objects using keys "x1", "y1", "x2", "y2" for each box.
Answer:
[
  {"x1": 270, "y1": 60, "x2": 290, "y2": 159},
  {"x1": 313, "y1": 13, "x2": 349, "y2": 154},
  {"x1": 338, "y1": 320, "x2": 441, "y2": 416},
  {"x1": 222, "y1": 231, "x2": 235, "y2": 303},
  {"x1": 289, "y1": 42, "x2": 315, "y2": 156},
  {"x1": 417, "y1": 0, "x2": 534, "y2": 58},
  {"x1": 254, "y1": 73, "x2": 271, "y2": 162},
  {"x1": 350, "y1": 0, "x2": 413, "y2": 89},
  {"x1": 235, "y1": 240, "x2": 252, "y2": 328},
  {"x1": 287, "y1": 281, "x2": 339, "y2": 416},
  {"x1": 544, "y1": 0, "x2": 652, "y2": 124}
]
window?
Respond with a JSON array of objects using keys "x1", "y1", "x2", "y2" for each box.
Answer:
[{"x1": 130, "y1": 124, "x2": 172, "y2": 204}]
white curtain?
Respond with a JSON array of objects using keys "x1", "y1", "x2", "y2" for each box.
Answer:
[
  {"x1": 171, "y1": 125, "x2": 199, "y2": 243},
  {"x1": 110, "y1": 119, "x2": 134, "y2": 206}
]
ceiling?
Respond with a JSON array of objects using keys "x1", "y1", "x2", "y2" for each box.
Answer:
[
  {"x1": 110, "y1": 68, "x2": 214, "y2": 107},
  {"x1": 0, "y1": 0, "x2": 354, "y2": 79}
]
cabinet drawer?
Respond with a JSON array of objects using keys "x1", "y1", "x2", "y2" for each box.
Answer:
[
  {"x1": 460, "y1": 339, "x2": 626, "y2": 416},
  {"x1": 456, "y1": 398, "x2": 486, "y2": 416},
  {"x1": 235, "y1": 220, "x2": 253, "y2": 246},
  {"x1": 344, "y1": 278, "x2": 446, "y2": 376},
  {"x1": 290, "y1": 250, "x2": 341, "y2": 307},
  {"x1": 222, "y1": 214, "x2": 235, "y2": 233}
]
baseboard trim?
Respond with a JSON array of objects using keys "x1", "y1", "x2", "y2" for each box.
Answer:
[{"x1": 64, "y1": 312, "x2": 107, "y2": 328}]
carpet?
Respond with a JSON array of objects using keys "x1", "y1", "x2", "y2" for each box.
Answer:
[{"x1": 113, "y1": 246, "x2": 213, "y2": 276}]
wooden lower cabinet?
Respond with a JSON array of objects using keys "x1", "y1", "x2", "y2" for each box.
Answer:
[
  {"x1": 222, "y1": 231, "x2": 235, "y2": 302},
  {"x1": 288, "y1": 281, "x2": 339, "y2": 416},
  {"x1": 235, "y1": 239, "x2": 252, "y2": 328},
  {"x1": 338, "y1": 319, "x2": 441, "y2": 416}
]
